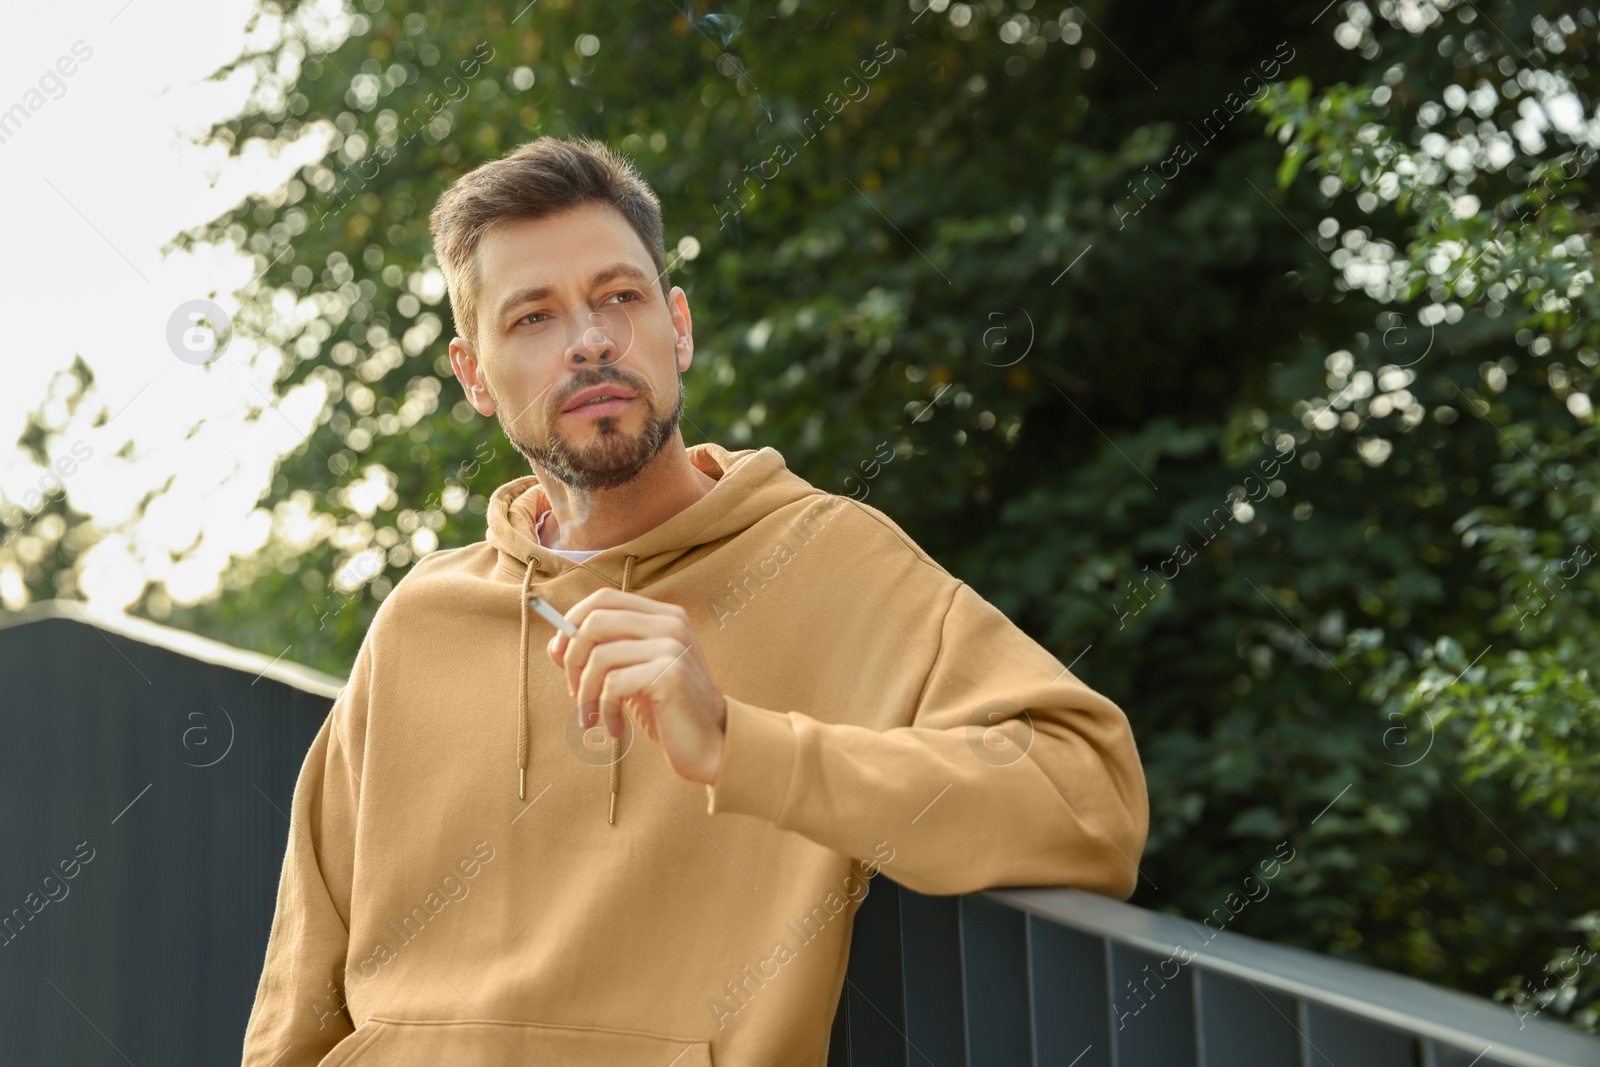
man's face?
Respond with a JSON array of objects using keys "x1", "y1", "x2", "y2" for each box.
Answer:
[{"x1": 448, "y1": 201, "x2": 693, "y2": 491}]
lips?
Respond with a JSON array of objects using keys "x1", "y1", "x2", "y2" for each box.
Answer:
[{"x1": 562, "y1": 384, "x2": 637, "y2": 414}]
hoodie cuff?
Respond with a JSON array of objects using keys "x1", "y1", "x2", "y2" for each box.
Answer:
[{"x1": 705, "y1": 696, "x2": 798, "y2": 823}]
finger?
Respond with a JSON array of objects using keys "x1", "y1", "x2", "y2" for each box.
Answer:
[
  {"x1": 542, "y1": 597, "x2": 645, "y2": 678},
  {"x1": 576, "y1": 638, "x2": 684, "y2": 728},
  {"x1": 603, "y1": 697, "x2": 627, "y2": 739},
  {"x1": 577, "y1": 638, "x2": 683, "y2": 711},
  {"x1": 565, "y1": 586, "x2": 690, "y2": 631},
  {"x1": 598, "y1": 659, "x2": 683, "y2": 739},
  {"x1": 566, "y1": 608, "x2": 687, "y2": 696}
]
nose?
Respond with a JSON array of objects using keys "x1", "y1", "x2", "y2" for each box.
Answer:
[{"x1": 565, "y1": 315, "x2": 619, "y2": 368}]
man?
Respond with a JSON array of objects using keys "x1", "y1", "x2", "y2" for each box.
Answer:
[{"x1": 240, "y1": 136, "x2": 1147, "y2": 1066}]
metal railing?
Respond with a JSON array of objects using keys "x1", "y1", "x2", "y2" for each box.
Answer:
[{"x1": 827, "y1": 880, "x2": 1600, "y2": 1067}]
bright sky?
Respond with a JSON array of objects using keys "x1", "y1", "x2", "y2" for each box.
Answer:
[{"x1": 0, "y1": 0, "x2": 346, "y2": 612}]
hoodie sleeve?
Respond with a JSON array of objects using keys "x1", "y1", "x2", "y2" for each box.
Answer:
[
  {"x1": 705, "y1": 580, "x2": 1149, "y2": 899},
  {"x1": 240, "y1": 644, "x2": 369, "y2": 1066}
]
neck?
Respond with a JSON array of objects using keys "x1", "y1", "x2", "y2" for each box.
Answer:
[{"x1": 534, "y1": 435, "x2": 719, "y2": 552}]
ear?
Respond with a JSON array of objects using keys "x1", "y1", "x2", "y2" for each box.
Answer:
[
  {"x1": 668, "y1": 286, "x2": 694, "y2": 372},
  {"x1": 450, "y1": 337, "x2": 497, "y2": 416}
]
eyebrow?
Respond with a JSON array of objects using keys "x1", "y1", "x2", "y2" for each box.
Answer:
[{"x1": 495, "y1": 263, "x2": 656, "y2": 322}]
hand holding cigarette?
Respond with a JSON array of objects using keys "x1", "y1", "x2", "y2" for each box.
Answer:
[{"x1": 531, "y1": 588, "x2": 728, "y2": 785}]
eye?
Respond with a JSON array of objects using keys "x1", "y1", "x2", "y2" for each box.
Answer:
[
  {"x1": 515, "y1": 311, "x2": 549, "y2": 327},
  {"x1": 604, "y1": 291, "x2": 640, "y2": 306}
]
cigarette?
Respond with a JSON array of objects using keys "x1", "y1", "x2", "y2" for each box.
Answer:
[{"x1": 527, "y1": 595, "x2": 578, "y2": 638}]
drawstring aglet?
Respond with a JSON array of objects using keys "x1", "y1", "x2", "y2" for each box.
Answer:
[{"x1": 519, "y1": 767, "x2": 526, "y2": 800}]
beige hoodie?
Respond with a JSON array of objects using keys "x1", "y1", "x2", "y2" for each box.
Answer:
[{"x1": 240, "y1": 441, "x2": 1147, "y2": 1067}]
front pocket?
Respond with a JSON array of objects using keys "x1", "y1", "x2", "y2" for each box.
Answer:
[
  {"x1": 314, "y1": 1018, "x2": 384, "y2": 1067},
  {"x1": 335, "y1": 1016, "x2": 714, "y2": 1067}
]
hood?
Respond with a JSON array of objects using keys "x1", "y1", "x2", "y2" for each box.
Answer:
[{"x1": 483, "y1": 442, "x2": 819, "y2": 822}]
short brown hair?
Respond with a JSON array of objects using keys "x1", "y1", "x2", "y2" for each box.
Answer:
[{"x1": 428, "y1": 136, "x2": 668, "y2": 347}]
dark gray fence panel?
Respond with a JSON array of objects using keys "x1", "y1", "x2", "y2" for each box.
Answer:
[
  {"x1": 1026, "y1": 917, "x2": 1110, "y2": 1067},
  {"x1": 828, "y1": 975, "x2": 853, "y2": 1066},
  {"x1": 832, "y1": 867, "x2": 910, "y2": 1066},
  {"x1": 0, "y1": 612, "x2": 333, "y2": 1067},
  {"x1": 901, "y1": 887, "x2": 969, "y2": 1065},
  {"x1": 1196, "y1": 969, "x2": 1302, "y2": 1067},
  {"x1": 1111, "y1": 943, "x2": 1198, "y2": 1066},
  {"x1": 1304, "y1": 1002, "x2": 1418, "y2": 1065},
  {"x1": 959, "y1": 894, "x2": 1032, "y2": 1066},
  {"x1": 1427, "y1": 1039, "x2": 1520, "y2": 1067}
]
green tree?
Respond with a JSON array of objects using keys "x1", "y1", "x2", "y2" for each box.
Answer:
[
  {"x1": 0, "y1": 358, "x2": 114, "y2": 609},
  {"x1": 1253, "y1": 3, "x2": 1599, "y2": 1020}
]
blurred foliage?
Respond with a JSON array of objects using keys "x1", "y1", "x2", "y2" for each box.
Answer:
[
  {"x1": 0, "y1": 358, "x2": 100, "y2": 609},
  {"x1": 4, "y1": 0, "x2": 1598, "y2": 1033}
]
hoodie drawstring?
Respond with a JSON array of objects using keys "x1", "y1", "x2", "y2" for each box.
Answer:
[
  {"x1": 517, "y1": 552, "x2": 640, "y2": 828},
  {"x1": 611, "y1": 553, "x2": 637, "y2": 826},
  {"x1": 517, "y1": 562, "x2": 536, "y2": 801}
]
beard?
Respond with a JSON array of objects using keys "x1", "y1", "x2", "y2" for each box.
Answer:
[{"x1": 496, "y1": 365, "x2": 685, "y2": 492}]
